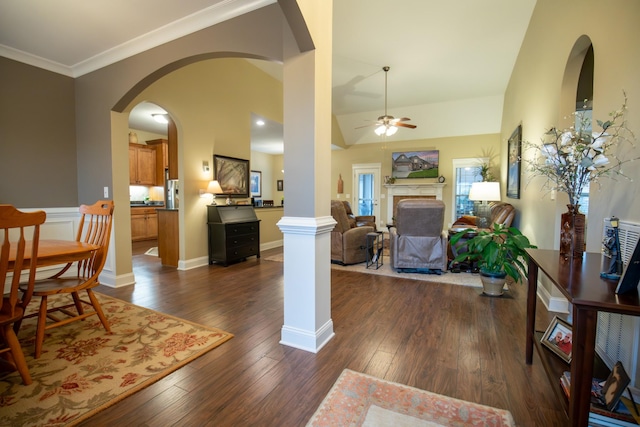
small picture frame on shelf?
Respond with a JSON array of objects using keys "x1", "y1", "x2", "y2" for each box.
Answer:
[
  {"x1": 541, "y1": 316, "x2": 572, "y2": 363},
  {"x1": 602, "y1": 361, "x2": 631, "y2": 411}
]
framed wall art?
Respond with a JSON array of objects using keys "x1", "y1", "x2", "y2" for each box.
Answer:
[
  {"x1": 277, "y1": 179, "x2": 283, "y2": 191},
  {"x1": 541, "y1": 315, "x2": 572, "y2": 363},
  {"x1": 213, "y1": 155, "x2": 249, "y2": 197},
  {"x1": 507, "y1": 125, "x2": 522, "y2": 199},
  {"x1": 250, "y1": 170, "x2": 262, "y2": 197},
  {"x1": 391, "y1": 150, "x2": 439, "y2": 179}
]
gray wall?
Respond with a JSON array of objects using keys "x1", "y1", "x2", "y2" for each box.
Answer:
[{"x1": 0, "y1": 57, "x2": 78, "y2": 207}]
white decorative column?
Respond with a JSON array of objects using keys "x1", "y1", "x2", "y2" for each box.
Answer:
[
  {"x1": 277, "y1": 217, "x2": 336, "y2": 352},
  {"x1": 278, "y1": 0, "x2": 334, "y2": 353}
]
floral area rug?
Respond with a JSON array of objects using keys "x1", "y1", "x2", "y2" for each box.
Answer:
[
  {"x1": 306, "y1": 369, "x2": 515, "y2": 426},
  {"x1": 0, "y1": 293, "x2": 233, "y2": 427}
]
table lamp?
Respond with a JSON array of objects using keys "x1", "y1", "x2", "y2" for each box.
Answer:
[
  {"x1": 206, "y1": 180, "x2": 223, "y2": 205},
  {"x1": 468, "y1": 181, "x2": 501, "y2": 228}
]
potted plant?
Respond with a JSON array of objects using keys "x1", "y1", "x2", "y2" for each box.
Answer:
[{"x1": 449, "y1": 223, "x2": 536, "y2": 296}]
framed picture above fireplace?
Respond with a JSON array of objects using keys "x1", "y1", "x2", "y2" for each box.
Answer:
[{"x1": 391, "y1": 150, "x2": 439, "y2": 179}]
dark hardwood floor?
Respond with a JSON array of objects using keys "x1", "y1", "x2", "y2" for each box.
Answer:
[{"x1": 83, "y1": 240, "x2": 567, "y2": 426}]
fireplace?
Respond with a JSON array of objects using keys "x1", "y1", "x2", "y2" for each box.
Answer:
[{"x1": 385, "y1": 182, "x2": 445, "y2": 220}]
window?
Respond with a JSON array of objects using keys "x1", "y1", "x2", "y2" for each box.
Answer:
[{"x1": 452, "y1": 158, "x2": 487, "y2": 223}]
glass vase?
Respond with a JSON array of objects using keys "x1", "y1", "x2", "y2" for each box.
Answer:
[{"x1": 559, "y1": 204, "x2": 585, "y2": 258}]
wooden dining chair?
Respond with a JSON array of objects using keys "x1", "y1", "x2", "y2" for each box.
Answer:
[
  {"x1": 0, "y1": 205, "x2": 46, "y2": 385},
  {"x1": 20, "y1": 200, "x2": 114, "y2": 359}
]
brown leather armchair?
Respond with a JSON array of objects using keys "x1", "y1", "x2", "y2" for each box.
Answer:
[
  {"x1": 389, "y1": 199, "x2": 447, "y2": 273},
  {"x1": 452, "y1": 201, "x2": 515, "y2": 230},
  {"x1": 342, "y1": 201, "x2": 377, "y2": 230},
  {"x1": 331, "y1": 200, "x2": 375, "y2": 265}
]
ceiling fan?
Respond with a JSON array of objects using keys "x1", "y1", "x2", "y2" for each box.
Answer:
[{"x1": 357, "y1": 66, "x2": 417, "y2": 136}]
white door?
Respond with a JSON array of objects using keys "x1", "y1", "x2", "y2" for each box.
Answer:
[{"x1": 352, "y1": 163, "x2": 381, "y2": 228}]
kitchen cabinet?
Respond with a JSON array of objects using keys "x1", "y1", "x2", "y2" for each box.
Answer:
[
  {"x1": 167, "y1": 117, "x2": 178, "y2": 180},
  {"x1": 131, "y1": 207, "x2": 158, "y2": 241},
  {"x1": 157, "y1": 209, "x2": 178, "y2": 267},
  {"x1": 146, "y1": 139, "x2": 168, "y2": 185},
  {"x1": 129, "y1": 143, "x2": 157, "y2": 185},
  {"x1": 207, "y1": 205, "x2": 260, "y2": 266},
  {"x1": 146, "y1": 120, "x2": 178, "y2": 183}
]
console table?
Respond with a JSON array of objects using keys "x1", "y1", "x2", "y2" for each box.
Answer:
[{"x1": 525, "y1": 249, "x2": 640, "y2": 426}]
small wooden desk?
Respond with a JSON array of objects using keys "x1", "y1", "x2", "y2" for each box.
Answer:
[
  {"x1": 525, "y1": 249, "x2": 640, "y2": 427},
  {"x1": 8, "y1": 239, "x2": 99, "y2": 268}
]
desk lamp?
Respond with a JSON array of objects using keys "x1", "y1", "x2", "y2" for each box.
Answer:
[
  {"x1": 468, "y1": 182, "x2": 501, "y2": 228},
  {"x1": 206, "y1": 180, "x2": 223, "y2": 205}
]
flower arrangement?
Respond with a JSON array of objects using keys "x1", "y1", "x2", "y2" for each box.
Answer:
[{"x1": 524, "y1": 95, "x2": 637, "y2": 205}]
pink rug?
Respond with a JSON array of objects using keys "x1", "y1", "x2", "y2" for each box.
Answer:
[{"x1": 306, "y1": 369, "x2": 515, "y2": 426}]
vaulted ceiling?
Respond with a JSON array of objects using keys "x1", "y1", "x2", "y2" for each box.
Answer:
[{"x1": 0, "y1": 0, "x2": 537, "y2": 152}]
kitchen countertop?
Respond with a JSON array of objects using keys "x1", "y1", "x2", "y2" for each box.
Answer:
[{"x1": 130, "y1": 202, "x2": 164, "y2": 207}]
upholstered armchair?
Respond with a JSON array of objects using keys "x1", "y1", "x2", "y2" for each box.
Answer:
[
  {"x1": 452, "y1": 201, "x2": 515, "y2": 231},
  {"x1": 389, "y1": 199, "x2": 447, "y2": 273},
  {"x1": 331, "y1": 200, "x2": 375, "y2": 265},
  {"x1": 342, "y1": 201, "x2": 377, "y2": 230}
]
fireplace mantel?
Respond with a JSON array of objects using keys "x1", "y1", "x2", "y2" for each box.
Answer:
[{"x1": 385, "y1": 182, "x2": 445, "y2": 221}]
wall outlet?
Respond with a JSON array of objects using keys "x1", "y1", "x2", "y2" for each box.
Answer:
[{"x1": 104, "y1": 186, "x2": 109, "y2": 198}]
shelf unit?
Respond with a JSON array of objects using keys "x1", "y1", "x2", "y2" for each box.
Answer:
[{"x1": 525, "y1": 249, "x2": 640, "y2": 426}]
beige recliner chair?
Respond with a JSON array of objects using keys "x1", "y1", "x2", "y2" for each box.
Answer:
[
  {"x1": 390, "y1": 199, "x2": 447, "y2": 273},
  {"x1": 331, "y1": 200, "x2": 375, "y2": 265}
]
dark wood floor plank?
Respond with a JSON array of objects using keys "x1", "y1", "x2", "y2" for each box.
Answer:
[{"x1": 77, "y1": 242, "x2": 567, "y2": 426}]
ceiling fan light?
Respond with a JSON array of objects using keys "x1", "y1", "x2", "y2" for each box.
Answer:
[
  {"x1": 386, "y1": 125, "x2": 398, "y2": 136},
  {"x1": 375, "y1": 125, "x2": 387, "y2": 136}
]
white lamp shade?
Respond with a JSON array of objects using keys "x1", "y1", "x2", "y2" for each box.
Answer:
[
  {"x1": 206, "y1": 180, "x2": 223, "y2": 194},
  {"x1": 468, "y1": 182, "x2": 501, "y2": 202}
]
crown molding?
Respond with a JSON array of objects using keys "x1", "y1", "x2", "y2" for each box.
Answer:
[{"x1": 1, "y1": 0, "x2": 275, "y2": 78}]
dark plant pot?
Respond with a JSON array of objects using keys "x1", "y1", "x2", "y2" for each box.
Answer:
[{"x1": 480, "y1": 270, "x2": 507, "y2": 296}]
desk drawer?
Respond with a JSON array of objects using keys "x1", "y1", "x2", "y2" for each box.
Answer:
[
  {"x1": 225, "y1": 243, "x2": 259, "y2": 260},
  {"x1": 225, "y1": 222, "x2": 259, "y2": 237},
  {"x1": 225, "y1": 233, "x2": 258, "y2": 248}
]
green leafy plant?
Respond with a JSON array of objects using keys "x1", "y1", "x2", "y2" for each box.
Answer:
[{"x1": 450, "y1": 223, "x2": 536, "y2": 283}]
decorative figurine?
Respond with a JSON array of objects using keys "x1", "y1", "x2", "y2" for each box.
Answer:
[{"x1": 601, "y1": 216, "x2": 623, "y2": 280}]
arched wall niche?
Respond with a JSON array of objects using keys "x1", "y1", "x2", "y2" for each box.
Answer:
[
  {"x1": 559, "y1": 35, "x2": 594, "y2": 132},
  {"x1": 548, "y1": 35, "x2": 595, "y2": 244}
]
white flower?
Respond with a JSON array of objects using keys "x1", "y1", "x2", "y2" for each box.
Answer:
[
  {"x1": 592, "y1": 154, "x2": 609, "y2": 167},
  {"x1": 560, "y1": 132, "x2": 573, "y2": 146},
  {"x1": 523, "y1": 95, "x2": 637, "y2": 206},
  {"x1": 541, "y1": 144, "x2": 557, "y2": 157}
]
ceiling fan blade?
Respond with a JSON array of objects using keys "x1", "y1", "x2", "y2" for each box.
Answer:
[
  {"x1": 396, "y1": 122, "x2": 417, "y2": 129},
  {"x1": 355, "y1": 123, "x2": 377, "y2": 129},
  {"x1": 394, "y1": 117, "x2": 412, "y2": 122}
]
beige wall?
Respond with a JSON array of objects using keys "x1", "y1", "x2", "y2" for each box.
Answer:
[
  {"x1": 126, "y1": 58, "x2": 283, "y2": 262},
  {"x1": 502, "y1": 0, "x2": 640, "y2": 252},
  {"x1": 331, "y1": 134, "x2": 501, "y2": 226},
  {"x1": 250, "y1": 151, "x2": 284, "y2": 203},
  {"x1": 256, "y1": 207, "x2": 284, "y2": 246}
]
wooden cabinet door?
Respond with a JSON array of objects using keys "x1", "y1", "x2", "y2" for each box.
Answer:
[
  {"x1": 129, "y1": 146, "x2": 138, "y2": 185},
  {"x1": 136, "y1": 146, "x2": 157, "y2": 185},
  {"x1": 129, "y1": 144, "x2": 157, "y2": 185},
  {"x1": 146, "y1": 212, "x2": 158, "y2": 239},
  {"x1": 131, "y1": 208, "x2": 158, "y2": 241},
  {"x1": 131, "y1": 213, "x2": 147, "y2": 240}
]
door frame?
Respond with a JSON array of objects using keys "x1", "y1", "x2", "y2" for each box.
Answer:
[{"x1": 352, "y1": 163, "x2": 381, "y2": 228}]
